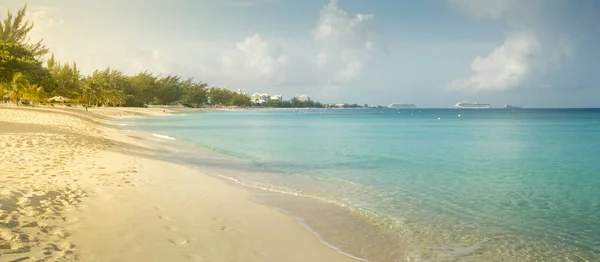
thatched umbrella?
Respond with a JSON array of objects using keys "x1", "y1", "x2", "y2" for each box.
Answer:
[{"x1": 48, "y1": 96, "x2": 72, "y2": 103}]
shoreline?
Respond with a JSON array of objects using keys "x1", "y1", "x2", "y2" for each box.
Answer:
[
  {"x1": 0, "y1": 106, "x2": 361, "y2": 262},
  {"x1": 116, "y1": 113, "x2": 424, "y2": 262},
  {"x1": 115, "y1": 116, "x2": 408, "y2": 261},
  {"x1": 120, "y1": 108, "x2": 600, "y2": 262}
]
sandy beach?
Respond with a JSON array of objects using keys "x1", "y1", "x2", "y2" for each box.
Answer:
[{"x1": 0, "y1": 106, "x2": 358, "y2": 262}]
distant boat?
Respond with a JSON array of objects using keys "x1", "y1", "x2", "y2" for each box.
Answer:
[
  {"x1": 504, "y1": 104, "x2": 522, "y2": 109},
  {"x1": 454, "y1": 102, "x2": 491, "y2": 109},
  {"x1": 388, "y1": 103, "x2": 416, "y2": 108}
]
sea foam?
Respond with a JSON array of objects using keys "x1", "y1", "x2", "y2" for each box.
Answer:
[{"x1": 152, "y1": 133, "x2": 177, "y2": 140}]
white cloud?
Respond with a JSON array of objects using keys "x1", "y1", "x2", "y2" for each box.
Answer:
[
  {"x1": 450, "y1": 0, "x2": 599, "y2": 92},
  {"x1": 234, "y1": 34, "x2": 288, "y2": 77},
  {"x1": 27, "y1": 7, "x2": 65, "y2": 29},
  {"x1": 25, "y1": 6, "x2": 65, "y2": 47},
  {"x1": 452, "y1": 31, "x2": 540, "y2": 91},
  {"x1": 314, "y1": 0, "x2": 381, "y2": 83},
  {"x1": 206, "y1": 0, "x2": 382, "y2": 91},
  {"x1": 127, "y1": 48, "x2": 171, "y2": 75},
  {"x1": 218, "y1": 34, "x2": 288, "y2": 84}
]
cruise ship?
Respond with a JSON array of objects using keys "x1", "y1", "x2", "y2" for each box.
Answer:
[
  {"x1": 388, "y1": 103, "x2": 416, "y2": 108},
  {"x1": 504, "y1": 104, "x2": 522, "y2": 109},
  {"x1": 454, "y1": 102, "x2": 491, "y2": 109}
]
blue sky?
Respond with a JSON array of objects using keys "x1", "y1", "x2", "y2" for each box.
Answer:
[{"x1": 2, "y1": 0, "x2": 600, "y2": 107}]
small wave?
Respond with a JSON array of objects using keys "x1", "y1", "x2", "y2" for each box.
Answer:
[
  {"x1": 210, "y1": 173, "x2": 369, "y2": 261},
  {"x1": 118, "y1": 123, "x2": 127, "y2": 126},
  {"x1": 274, "y1": 207, "x2": 370, "y2": 261},
  {"x1": 211, "y1": 173, "x2": 301, "y2": 196},
  {"x1": 152, "y1": 133, "x2": 177, "y2": 140}
]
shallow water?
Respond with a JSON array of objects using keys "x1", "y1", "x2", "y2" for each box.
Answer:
[{"x1": 122, "y1": 108, "x2": 600, "y2": 261}]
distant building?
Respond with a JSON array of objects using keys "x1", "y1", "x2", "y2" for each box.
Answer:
[
  {"x1": 270, "y1": 94, "x2": 283, "y2": 102},
  {"x1": 251, "y1": 93, "x2": 270, "y2": 103},
  {"x1": 294, "y1": 94, "x2": 310, "y2": 102},
  {"x1": 237, "y1": 89, "x2": 243, "y2": 95},
  {"x1": 250, "y1": 93, "x2": 258, "y2": 102}
]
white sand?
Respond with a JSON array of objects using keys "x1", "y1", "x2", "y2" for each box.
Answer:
[{"x1": 0, "y1": 107, "x2": 358, "y2": 262}]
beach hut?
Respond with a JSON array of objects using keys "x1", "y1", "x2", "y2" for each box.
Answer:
[{"x1": 48, "y1": 96, "x2": 72, "y2": 103}]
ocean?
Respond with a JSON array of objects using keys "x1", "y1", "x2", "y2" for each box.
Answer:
[{"x1": 121, "y1": 108, "x2": 600, "y2": 261}]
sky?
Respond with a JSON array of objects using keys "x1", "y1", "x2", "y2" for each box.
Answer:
[{"x1": 2, "y1": 0, "x2": 600, "y2": 107}]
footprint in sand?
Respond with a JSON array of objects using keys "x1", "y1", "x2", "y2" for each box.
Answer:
[
  {"x1": 165, "y1": 225, "x2": 179, "y2": 232},
  {"x1": 187, "y1": 253, "x2": 205, "y2": 261},
  {"x1": 158, "y1": 215, "x2": 172, "y2": 221},
  {"x1": 154, "y1": 206, "x2": 165, "y2": 212},
  {"x1": 169, "y1": 238, "x2": 190, "y2": 246},
  {"x1": 45, "y1": 243, "x2": 62, "y2": 252}
]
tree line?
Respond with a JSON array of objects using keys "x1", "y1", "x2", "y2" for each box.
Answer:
[
  {"x1": 261, "y1": 99, "x2": 324, "y2": 108},
  {"x1": 0, "y1": 5, "x2": 288, "y2": 108}
]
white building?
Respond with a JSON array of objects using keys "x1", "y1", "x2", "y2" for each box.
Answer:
[
  {"x1": 270, "y1": 94, "x2": 283, "y2": 102},
  {"x1": 237, "y1": 89, "x2": 243, "y2": 95},
  {"x1": 294, "y1": 94, "x2": 311, "y2": 102},
  {"x1": 251, "y1": 93, "x2": 270, "y2": 103}
]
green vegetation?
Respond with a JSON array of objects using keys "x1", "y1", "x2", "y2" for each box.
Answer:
[
  {"x1": 0, "y1": 4, "x2": 49, "y2": 57},
  {"x1": 0, "y1": 5, "x2": 325, "y2": 108},
  {"x1": 336, "y1": 103, "x2": 363, "y2": 108},
  {"x1": 261, "y1": 98, "x2": 324, "y2": 108},
  {"x1": 205, "y1": 87, "x2": 252, "y2": 107}
]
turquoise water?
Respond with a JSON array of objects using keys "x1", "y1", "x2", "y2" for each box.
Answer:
[{"x1": 124, "y1": 108, "x2": 600, "y2": 261}]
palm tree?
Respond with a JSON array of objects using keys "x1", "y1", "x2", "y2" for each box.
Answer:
[
  {"x1": 109, "y1": 89, "x2": 125, "y2": 107},
  {"x1": 7, "y1": 72, "x2": 30, "y2": 106},
  {"x1": 0, "y1": 82, "x2": 9, "y2": 104},
  {"x1": 23, "y1": 84, "x2": 44, "y2": 107},
  {"x1": 117, "y1": 90, "x2": 126, "y2": 107},
  {"x1": 80, "y1": 79, "x2": 100, "y2": 107},
  {"x1": 0, "y1": 4, "x2": 49, "y2": 56}
]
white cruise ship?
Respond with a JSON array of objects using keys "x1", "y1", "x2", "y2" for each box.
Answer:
[
  {"x1": 504, "y1": 104, "x2": 521, "y2": 109},
  {"x1": 454, "y1": 102, "x2": 491, "y2": 109}
]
